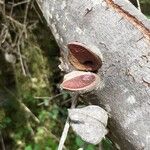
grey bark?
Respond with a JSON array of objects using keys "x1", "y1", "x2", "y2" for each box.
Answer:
[{"x1": 36, "y1": 0, "x2": 150, "y2": 149}]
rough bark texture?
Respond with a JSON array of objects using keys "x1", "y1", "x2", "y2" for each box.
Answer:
[{"x1": 36, "y1": 0, "x2": 150, "y2": 149}]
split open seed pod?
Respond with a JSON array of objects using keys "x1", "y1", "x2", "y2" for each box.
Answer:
[
  {"x1": 60, "y1": 71, "x2": 103, "y2": 93},
  {"x1": 68, "y1": 42, "x2": 103, "y2": 72}
]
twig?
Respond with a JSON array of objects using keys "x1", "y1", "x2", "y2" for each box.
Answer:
[
  {"x1": 36, "y1": 93, "x2": 66, "y2": 106},
  {"x1": 58, "y1": 118, "x2": 70, "y2": 150},
  {"x1": 0, "y1": 24, "x2": 8, "y2": 45},
  {"x1": 0, "y1": 132, "x2": 5, "y2": 150},
  {"x1": 61, "y1": 98, "x2": 72, "y2": 106},
  {"x1": 8, "y1": 0, "x2": 29, "y2": 7},
  {"x1": 35, "y1": 93, "x2": 64, "y2": 99},
  {"x1": 3, "y1": 0, "x2": 5, "y2": 17},
  {"x1": 27, "y1": 20, "x2": 39, "y2": 30},
  {"x1": 23, "y1": 0, "x2": 30, "y2": 25},
  {"x1": 32, "y1": 3, "x2": 43, "y2": 23},
  {"x1": 43, "y1": 127, "x2": 61, "y2": 142},
  {"x1": 58, "y1": 93, "x2": 79, "y2": 150},
  {"x1": 15, "y1": 0, "x2": 30, "y2": 57},
  {"x1": 17, "y1": 43, "x2": 27, "y2": 76},
  {"x1": 6, "y1": 15, "x2": 25, "y2": 28},
  {"x1": 9, "y1": 0, "x2": 14, "y2": 17},
  {"x1": 136, "y1": 0, "x2": 141, "y2": 12},
  {"x1": 20, "y1": 102, "x2": 40, "y2": 124},
  {"x1": 99, "y1": 142, "x2": 104, "y2": 150},
  {"x1": 16, "y1": 20, "x2": 28, "y2": 77}
]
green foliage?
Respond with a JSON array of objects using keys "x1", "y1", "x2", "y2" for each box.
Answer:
[
  {"x1": 75, "y1": 136, "x2": 98, "y2": 150},
  {"x1": 102, "y1": 138, "x2": 114, "y2": 150},
  {"x1": 0, "y1": 2, "x2": 61, "y2": 148},
  {"x1": 25, "y1": 145, "x2": 32, "y2": 150},
  {"x1": 140, "y1": 0, "x2": 150, "y2": 4},
  {"x1": 146, "y1": 15, "x2": 150, "y2": 19},
  {"x1": 139, "y1": 0, "x2": 150, "y2": 16},
  {"x1": 0, "y1": 116, "x2": 11, "y2": 129},
  {"x1": 75, "y1": 136, "x2": 85, "y2": 147}
]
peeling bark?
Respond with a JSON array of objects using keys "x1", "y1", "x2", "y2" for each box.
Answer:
[
  {"x1": 106, "y1": 0, "x2": 150, "y2": 40},
  {"x1": 36, "y1": 0, "x2": 150, "y2": 149}
]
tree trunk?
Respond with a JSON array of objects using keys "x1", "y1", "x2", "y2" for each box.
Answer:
[{"x1": 36, "y1": 0, "x2": 150, "y2": 149}]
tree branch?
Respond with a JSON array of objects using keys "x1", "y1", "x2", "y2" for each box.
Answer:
[{"x1": 36, "y1": 0, "x2": 150, "y2": 149}]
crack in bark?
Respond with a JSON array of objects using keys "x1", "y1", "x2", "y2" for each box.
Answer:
[
  {"x1": 99, "y1": 42, "x2": 109, "y2": 51},
  {"x1": 84, "y1": 7, "x2": 93, "y2": 16},
  {"x1": 105, "y1": 0, "x2": 150, "y2": 41},
  {"x1": 142, "y1": 77, "x2": 150, "y2": 87},
  {"x1": 125, "y1": 68, "x2": 136, "y2": 82}
]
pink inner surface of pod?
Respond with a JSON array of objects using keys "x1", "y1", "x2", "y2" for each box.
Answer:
[{"x1": 62, "y1": 74, "x2": 96, "y2": 89}]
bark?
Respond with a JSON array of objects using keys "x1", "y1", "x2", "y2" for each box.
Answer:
[{"x1": 36, "y1": 0, "x2": 150, "y2": 149}]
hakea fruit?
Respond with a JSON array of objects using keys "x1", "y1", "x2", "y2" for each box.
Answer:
[
  {"x1": 60, "y1": 71, "x2": 103, "y2": 93},
  {"x1": 68, "y1": 42, "x2": 103, "y2": 71}
]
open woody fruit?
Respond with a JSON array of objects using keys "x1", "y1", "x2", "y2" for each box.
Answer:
[
  {"x1": 68, "y1": 42, "x2": 103, "y2": 72},
  {"x1": 60, "y1": 71, "x2": 103, "y2": 93}
]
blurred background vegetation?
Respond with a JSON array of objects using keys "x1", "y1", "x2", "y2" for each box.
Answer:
[{"x1": 0, "y1": 0, "x2": 149, "y2": 150}]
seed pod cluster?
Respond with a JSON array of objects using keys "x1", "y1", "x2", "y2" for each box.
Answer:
[
  {"x1": 61, "y1": 42, "x2": 103, "y2": 93},
  {"x1": 59, "y1": 42, "x2": 108, "y2": 146}
]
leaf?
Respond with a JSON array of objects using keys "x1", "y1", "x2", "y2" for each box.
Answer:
[
  {"x1": 68, "y1": 105, "x2": 108, "y2": 145},
  {"x1": 75, "y1": 136, "x2": 85, "y2": 147},
  {"x1": 102, "y1": 138, "x2": 114, "y2": 150},
  {"x1": 86, "y1": 145, "x2": 96, "y2": 150},
  {"x1": 25, "y1": 145, "x2": 32, "y2": 150}
]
